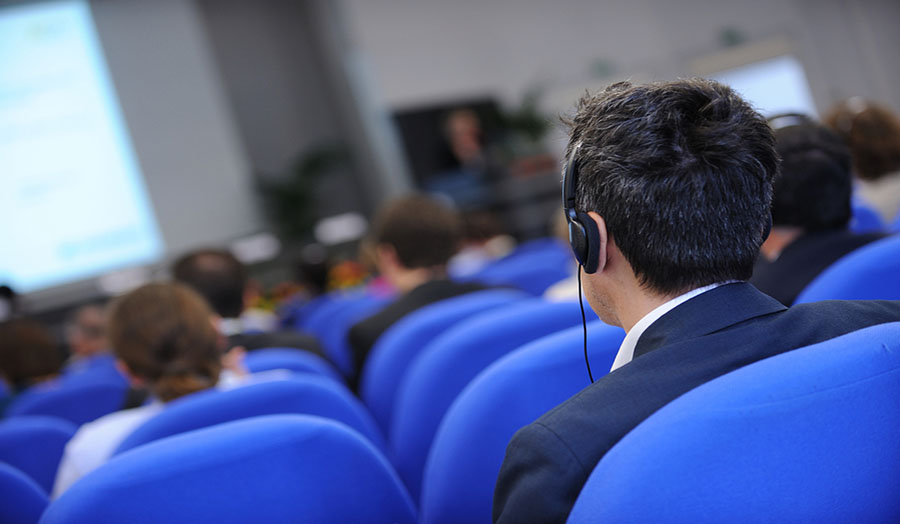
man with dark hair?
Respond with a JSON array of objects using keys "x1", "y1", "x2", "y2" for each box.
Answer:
[
  {"x1": 492, "y1": 79, "x2": 900, "y2": 523},
  {"x1": 347, "y1": 194, "x2": 485, "y2": 381},
  {"x1": 173, "y1": 249, "x2": 321, "y2": 354},
  {"x1": 750, "y1": 114, "x2": 884, "y2": 305}
]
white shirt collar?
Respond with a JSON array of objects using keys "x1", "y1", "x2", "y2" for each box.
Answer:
[{"x1": 609, "y1": 282, "x2": 734, "y2": 372}]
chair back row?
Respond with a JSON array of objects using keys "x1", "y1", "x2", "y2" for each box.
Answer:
[{"x1": 567, "y1": 322, "x2": 900, "y2": 522}]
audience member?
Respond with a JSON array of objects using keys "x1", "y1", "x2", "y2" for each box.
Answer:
[
  {"x1": 750, "y1": 114, "x2": 885, "y2": 305},
  {"x1": 172, "y1": 249, "x2": 322, "y2": 354},
  {"x1": 0, "y1": 318, "x2": 63, "y2": 412},
  {"x1": 63, "y1": 304, "x2": 111, "y2": 368},
  {"x1": 826, "y1": 98, "x2": 900, "y2": 222},
  {"x1": 347, "y1": 194, "x2": 485, "y2": 382},
  {"x1": 492, "y1": 79, "x2": 900, "y2": 523},
  {"x1": 448, "y1": 210, "x2": 515, "y2": 278},
  {"x1": 53, "y1": 282, "x2": 241, "y2": 496}
]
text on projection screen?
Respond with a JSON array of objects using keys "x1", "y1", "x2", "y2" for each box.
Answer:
[{"x1": 0, "y1": 0, "x2": 162, "y2": 292}]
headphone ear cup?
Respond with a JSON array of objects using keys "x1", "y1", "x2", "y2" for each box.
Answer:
[
  {"x1": 571, "y1": 211, "x2": 601, "y2": 274},
  {"x1": 569, "y1": 220, "x2": 589, "y2": 268}
]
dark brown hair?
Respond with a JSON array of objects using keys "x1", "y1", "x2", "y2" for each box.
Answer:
[
  {"x1": 566, "y1": 79, "x2": 778, "y2": 294},
  {"x1": 372, "y1": 194, "x2": 462, "y2": 269},
  {"x1": 109, "y1": 282, "x2": 221, "y2": 402},
  {"x1": 0, "y1": 319, "x2": 63, "y2": 391},
  {"x1": 172, "y1": 249, "x2": 247, "y2": 319},
  {"x1": 825, "y1": 100, "x2": 900, "y2": 181}
]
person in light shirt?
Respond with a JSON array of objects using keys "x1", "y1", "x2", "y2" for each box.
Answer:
[
  {"x1": 493, "y1": 79, "x2": 900, "y2": 524},
  {"x1": 53, "y1": 282, "x2": 251, "y2": 497}
]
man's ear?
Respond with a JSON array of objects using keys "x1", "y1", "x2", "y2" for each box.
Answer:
[
  {"x1": 114, "y1": 359, "x2": 145, "y2": 388},
  {"x1": 586, "y1": 211, "x2": 608, "y2": 274}
]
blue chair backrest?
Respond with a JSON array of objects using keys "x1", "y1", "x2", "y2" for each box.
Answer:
[
  {"x1": 567, "y1": 322, "x2": 900, "y2": 523},
  {"x1": 849, "y1": 201, "x2": 885, "y2": 233},
  {"x1": 42, "y1": 415, "x2": 416, "y2": 524},
  {"x1": 473, "y1": 252, "x2": 573, "y2": 296},
  {"x1": 300, "y1": 291, "x2": 366, "y2": 335},
  {"x1": 113, "y1": 375, "x2": 385, "y2": 455},
  {"x1": 360, "y1": 289, "x2": 527, "y2": 433},
  {"x1": 795, "y1": 234, "x2": 900, "y2": 302},
  {"x1": 0, "y1": 416, "x2": 77, "y2": 493},
  {"x1": 243, "y1": 347, "x2": 343, "y2": 383},
  {"x1": 0, "y1": 462, "x2": 48, "y2": 524},
  {"x1": 390, "y1": 300, "x2": 584, "y2": 501},
  {"x1": 61, "y1": 354, "x2": 128, "y2": 388},
  {"x1": 419, "y1": 321, "x2": 624, "y2": 524},
  {"x1": 288, "y1": 292, "x2": 341, "y2": 332},
  {"x1": 311, "y1": 293, "x2": 391, "y2": 377},
  {"x1": 6, "y1": 380, "x2": 127, "y2": 427}
]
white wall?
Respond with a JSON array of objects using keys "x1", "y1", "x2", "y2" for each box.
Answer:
[
  {"x1": 23, "y1": 0, "x2": 264, "y2": 309},
  {"x1": 341, "y1": 0, "x2": 900, "y2": 119},
  {"x1": 91, "y1": 0, "x2": 263, "y2": 255}
]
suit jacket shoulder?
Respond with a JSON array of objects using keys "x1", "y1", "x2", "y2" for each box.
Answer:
[{"x1": 493, "y1": 283, "x2": 900, "y2": 524}]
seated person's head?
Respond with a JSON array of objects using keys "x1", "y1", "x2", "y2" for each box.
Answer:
[
  {"x1": 371, "y1": 194, "x2": 463, "y2": 289},
  {"x1": 566, "y1": 79, "x2": 778, "y2": 324},
  {"x1": 172, "y1": 249, "x2": 247, "y2": 319},
  {"x1": 767, "y1": 114, "x2": 853, "y2": 233},
  {"x1": 65, "y1": 304, "x2": 109, "y2": 360},
  {"x1": 825, "y1": 99, "x2": 900, "y2": 182},
  {"x1": 0, "y1": 318, "x2": 62, "y2": 391},
  {"x1": 109, "y1": 282, "x2": 222, "y2": 402}
]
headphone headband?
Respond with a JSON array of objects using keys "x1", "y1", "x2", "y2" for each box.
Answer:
[
  {"x1": 562, "y1": 143, "x2": 601, "y2": 274},
  {"x1": 562, "y1": 143, "x2": 581, "y2": 215}
]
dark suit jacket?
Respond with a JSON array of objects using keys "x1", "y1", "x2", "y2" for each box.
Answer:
[
  {"x1": 228, "y1": 330, "x2": 323, "y2": 355},
  {"x1": 348, "y1": 279, "x2": 486, "y2": 384},
  {"x1": 750, "y1": 229, "x2": 884, "y2": 306},
  {"x1": 493, "y1": 283, "x2": 900, "y2": 524}
]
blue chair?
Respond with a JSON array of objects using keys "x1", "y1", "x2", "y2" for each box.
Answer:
[
  {"x1": 360, "y1": 289, "x2": 527, "y2": 433},
  {"x1": 419, "y1": 321, "x2": 625, "y2": 524},
  {"x1": 390, "y1": 300, "x2": 584, "y2": 500},
  {"x1": 0, "y1": 416, "x2": 77, "y2": 493},
  {"x1": 114, "y1": 375, "x2": 385, "y2": 455},
  {"x1": 61, "y1": 354, "x2": 128, "y2": 388},
  {"x1": 41, "y1": 415, "x2": 417, "y2": 524},
  {"x1": 300, "y1": 291, "x2": 365, "y2": 335},
  {"x1": 243, "y1": 347, "x2": 343, "y2": 383},
  {"x1": 506, "y1": 237, "x2": 571, "y2": 259},
  {"x1": 309, "y1": 292, "x2": 391, "y2": 377},
  {"x1": 795, "y1": 234, "x2": 900, "y2": 302},
  {"x1": 849, "y1": 201, "x2": 885, "y2": 233},
  {"x1": 284, "y1": 292, "x2": 341, "y2": 332},
  {"x1": 567, "y1": 322, "x2": 900, "y2": 523},
  {"x1": 0, "y1": 462, "x2": 48, "y2": 524},
  {"x1": 5, "y1": 380, "x2": 127, "y2": 427},
  {"x1": 473, "y1": 252, "x2": 573, "y2": 296}
]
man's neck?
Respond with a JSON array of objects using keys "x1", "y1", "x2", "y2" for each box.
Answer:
[{"x1": 389, "y1": 267, "x2": 445, "y2": 293}]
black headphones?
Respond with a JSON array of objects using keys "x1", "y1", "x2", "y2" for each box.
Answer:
[{"x1": 562, "y1": 143, "x2": 602, "y2": 274}]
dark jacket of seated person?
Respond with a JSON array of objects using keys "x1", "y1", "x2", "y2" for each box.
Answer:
[
  {"x1": 492, "y1": 81, "x2": 900, "y2": 524},
  {"x1": 346, "y1": 194, "x2": 483, "y2": 387},
  {"x1": 172, "y1": 249, "x2": 323, "y2": 356},
  {"x1": 348, "y1": 278, "x2": 486, "y2": 377},
  {"x1": 749, "y1": 114, "x2": 886, "y2": 306}
]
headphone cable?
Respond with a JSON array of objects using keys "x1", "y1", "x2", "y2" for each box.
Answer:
[{"x1": 578, "y1": 265, "x2": 594, "y2": 383}]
